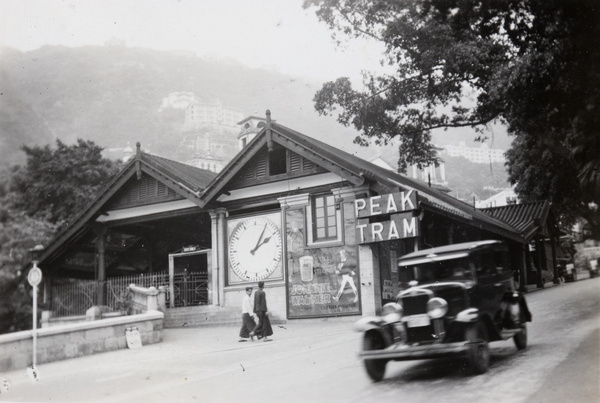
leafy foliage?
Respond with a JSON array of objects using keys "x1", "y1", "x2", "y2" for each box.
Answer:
[
  {"x1": 10, "y1": 139, "x2": 121, "y2": 224},
  {"x1": 0, "y1": 140, "x2": 120, "y2": 333},
  {"x1": 305, "y1": 0, "x2": 600, "y2": 238},
  {"x1": 0, "y1": 167, "x2": 60, "y2": 333}
]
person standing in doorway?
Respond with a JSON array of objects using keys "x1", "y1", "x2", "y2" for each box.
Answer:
[
  {"x1": 333, "y1": 249, "x2": 359, "y2": 303},
  {"x1": 238, "y1": 287, "x2": 257, "y2": 342},
  {"x1": 251, "y1": 281, "x2": 273, "y2": 342}
]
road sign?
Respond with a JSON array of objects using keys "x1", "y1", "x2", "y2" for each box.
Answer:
[{"x1": 27, "y1": 266, "x2": 42, "y2": 287}]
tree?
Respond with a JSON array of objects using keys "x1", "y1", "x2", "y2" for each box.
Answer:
[
  {"x1": 0, "y1": 139, "x2": 120, "y2": 333},
  {"x1": 10, "y1": 139, "x2": 121, "y2": 225},
  {"x1": 304, "y1": 0, "x2": 600, "y2": 238}
]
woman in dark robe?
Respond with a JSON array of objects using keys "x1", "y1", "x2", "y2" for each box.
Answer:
[{"x1": 251, "y1": 281, "x2": 273, "y2": 341}]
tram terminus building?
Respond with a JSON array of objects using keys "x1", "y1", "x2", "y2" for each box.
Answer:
[{"x1": 34, "y1": 111, "x2": 561, "y2": 326}]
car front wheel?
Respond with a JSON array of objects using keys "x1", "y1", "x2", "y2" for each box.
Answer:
[
  {"x1": 363, "y1": 332, "x2": 388, "y2": 382},
  {"x1": 466, "y1": 322, "x2": 490, "y2": 375}
]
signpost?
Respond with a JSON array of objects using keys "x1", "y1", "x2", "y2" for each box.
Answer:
[{"x1": 27, "y1": 262, "x2": 42, "y2": 381}]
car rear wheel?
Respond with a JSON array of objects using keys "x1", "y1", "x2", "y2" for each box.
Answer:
[
  {"x1": 363, "y1": 332, "x2": 387, "y2": 382},
  {"x1": 513, "y1": 323, "x2": 527, "y2": 350},
  {"x1": 466, "y1": 322, "x2": 490, "y2": 375}
]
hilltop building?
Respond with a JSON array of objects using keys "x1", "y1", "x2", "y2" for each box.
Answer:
[
  {"x1": 159, "y1": 93, "x2": 243, "y2": 170},
  {"x1": 441, "y1": 141, "x2": 505, "y2": 163},
  {"x1": 476, "y1": 188, "x2": 519, "y2": 208},
  {"x1": 184, "y1": 99, "x2": 245, "y2": 130}
]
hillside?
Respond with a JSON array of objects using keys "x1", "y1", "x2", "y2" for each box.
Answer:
[
  {"x1": 0, "y1": 44, "x2": 369, "y2": 167},
  {"x1": 0, "y1": 44, "x2": 512, "y2": 202}
]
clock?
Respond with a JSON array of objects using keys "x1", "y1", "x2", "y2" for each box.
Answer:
[{"x1": 229, "y1": 215, "x2": 283, "y2": 282}]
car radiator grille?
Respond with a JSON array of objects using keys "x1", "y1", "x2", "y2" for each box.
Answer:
[
  {"x1": 401, "y1": 294, "x2": 429, "y2": 316},
  {"x1": 401, "y1": 293, "x2": 435, "y2": 343}
]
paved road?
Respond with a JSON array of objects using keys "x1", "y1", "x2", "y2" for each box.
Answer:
[{"x1": 1, "y1": 277, "x2": 598, "y2": 402}]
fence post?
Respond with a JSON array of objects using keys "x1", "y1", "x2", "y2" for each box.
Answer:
[
  {"x1": 147, "y1": 287, "x2": 158, "y2": 311},
  {"x1": 157, "y1": 286, "x2": 167, "y2": 312}
]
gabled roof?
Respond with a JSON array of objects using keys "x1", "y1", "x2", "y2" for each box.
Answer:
[
  {"x1": 139, "y1": 152, "x2": 216, "y2": 196},
  {"x1": 200, "y1": 120, "x2": 523, "y2": 243},
  {"x1": 36, "y1": 146, "x2": 216, "y2": 266},
  {"x1": 479, "y1": 201, "x2": 555, "y2": 241}
]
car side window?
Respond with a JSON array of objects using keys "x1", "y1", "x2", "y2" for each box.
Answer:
[
  {"x1": 494, "y1": 250, "x2": 513, "y2": 279},
  {"x1": 479, "y1": 253, "x2": 496, "y2": 277}
]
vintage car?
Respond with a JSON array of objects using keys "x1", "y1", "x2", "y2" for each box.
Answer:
[
  {"x1": 557, "y1": 257, "x2": 578, "y2": 282},
  {"x1": 354, "y1": 240, "x2": 532, "y2": 382}
]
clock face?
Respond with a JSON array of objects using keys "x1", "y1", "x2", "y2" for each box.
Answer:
[{"x1": 229, "y1": 216, "x2": 283, "y2": 282}]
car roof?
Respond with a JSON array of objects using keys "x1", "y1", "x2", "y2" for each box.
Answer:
[{"x1": 398, "y1": 240, "x2": 504, "y2": 266}]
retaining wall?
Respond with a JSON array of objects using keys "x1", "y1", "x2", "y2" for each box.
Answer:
[{"x1": 0, "y1": 310, "x2": 163, "y2": 372}]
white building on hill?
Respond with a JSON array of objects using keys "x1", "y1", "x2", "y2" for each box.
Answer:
[
  {"x1": 441, "y1": 141, "x2": 505, "y2": 163},
  {"x1": 476, "y1": 187, "x2": 519, "y2": 208}
]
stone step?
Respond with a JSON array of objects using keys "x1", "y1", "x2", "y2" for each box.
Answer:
[
  {"x1": 163, "y1": 307, "x2": 285, "y2": 328},
  {"x1": 164, "y1": 306, "x2": 241, "y2": 328}
]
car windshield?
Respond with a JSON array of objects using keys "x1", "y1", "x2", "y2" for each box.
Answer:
[{"x1": 398, "y1": 257, "x2": 475, "y2": 288}]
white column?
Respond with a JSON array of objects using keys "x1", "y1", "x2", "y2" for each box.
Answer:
[
  {"x1": 439, "y1": 162, "x2": 446, "y2": 182},
  {"x1": 216, "y1": 208, "x2": 227, "y2": 307},
  {"x1": 209, "y1": 210, "x2": 219, "y2": 306}
]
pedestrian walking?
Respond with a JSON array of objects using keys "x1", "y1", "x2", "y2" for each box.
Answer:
[
  {"x1": 239, "y1": 286, "x2": 257, "y2": 342},
  {"x1": 251, "y1": 281, "x2": 273, "y2": 342}
]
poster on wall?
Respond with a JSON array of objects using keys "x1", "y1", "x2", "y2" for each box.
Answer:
[
  {"x1": 286, "y1": 207, "x2": 361, "y2": 318},
  {"x1": 227, "y1": 211, "x2": 284, "y2": 284}
]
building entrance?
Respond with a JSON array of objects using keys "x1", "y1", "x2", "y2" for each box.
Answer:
[{"x1": 168, "y1": 249, "x2": 211, "y2": 307}]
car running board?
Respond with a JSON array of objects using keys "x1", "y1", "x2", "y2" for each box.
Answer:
[{"x1": 500, "y1": 328, "x2": 522, "y2": 340}]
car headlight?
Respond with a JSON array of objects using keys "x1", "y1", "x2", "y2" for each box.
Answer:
[
  {"x1": 382, "y1": 302, "x2": 403, "y2": 323},
  {"x1": 426, "y1": 297, "x2": 448, "y2": 319}
]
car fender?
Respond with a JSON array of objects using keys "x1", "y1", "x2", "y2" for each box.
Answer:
[
  {"x1": 518, "y1": 295, "x2": 532, "y2": 322},
  {"x1": 353, "y1": 316, "x2": 386, "y2": 333},
  {"x1": 454, "y1": 310, "x2": 502, "y2": 341},
  {"x1": 363, "y1": 327, "x2": 394, "y2": 348},
  {"x1": 501, "y1": 292, "x2": 532, "y2": 323}
]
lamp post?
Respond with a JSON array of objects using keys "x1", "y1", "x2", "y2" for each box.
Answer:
[{"x1": 27, "y1": 245, "x2": 44, "y2": 380}]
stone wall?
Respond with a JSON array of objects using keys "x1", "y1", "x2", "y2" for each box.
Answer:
[
  {"x1": 0, "y1": 310, "x2": 163, "y2": 372},
  {"x1": 223, "y1": 283, "x2": 287, "y2": 322}
]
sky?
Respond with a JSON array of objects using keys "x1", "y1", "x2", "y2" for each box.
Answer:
[
  {"x1": 0, "y1": 0, "x2": 510, "y2": 150},
  {"x1": 0, "y1": 0, "x2": 385, "y2": 81}
]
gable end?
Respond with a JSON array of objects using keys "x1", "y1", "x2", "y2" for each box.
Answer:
[
  {"x1": 107, "y1": 173, "x2": 182, "y2": 209},
  {"x1": 229, "y1": 146, "x2": 324, "y2": 188}
]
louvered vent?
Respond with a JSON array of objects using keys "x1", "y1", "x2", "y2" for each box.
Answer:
[
  {"x1": 140, "y1": 176, "x2": 151, "y2": 198},
  {"x1": 111, "y1": 174, "x2": 182, "y2": 209},
  {"x1": 290, "y1": 152, "x2": 301, "y2": 172},
  {"x1": 158, "y1": 181, "x2": 168, "y2": 197},
  {"x1": 255, "y1": 156, "x2": 267, "y2": 179},
  {"x1": 303, "y1": 158, "x2": 315, "y2": 171}
]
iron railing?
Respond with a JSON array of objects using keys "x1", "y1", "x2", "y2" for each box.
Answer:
[
  {"x1": 50, "y1": 271, "x2": 209, "y2": 317},
  {"x1": 50, "y1": 280, "x2": 97, "y2": 317}
]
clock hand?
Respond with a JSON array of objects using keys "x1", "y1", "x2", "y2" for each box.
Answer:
[
  {"x1": 251, "y1": 224, "x2": 268, "y2": 255},
  {"x1": 251, "y1": 235, "x2": 272, "y2": 255}
]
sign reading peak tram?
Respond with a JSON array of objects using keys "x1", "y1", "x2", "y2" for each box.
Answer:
[{"x1": 355, "y1": 191, "x2": 419, "y2": 244}]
